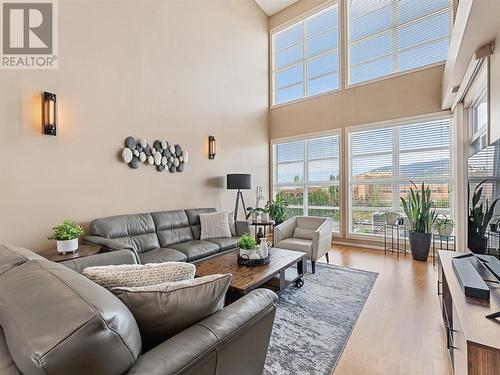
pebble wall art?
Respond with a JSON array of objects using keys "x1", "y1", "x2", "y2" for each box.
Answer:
[{"x1": 121, "y1": 136, "x2": 188, "y2": 173}]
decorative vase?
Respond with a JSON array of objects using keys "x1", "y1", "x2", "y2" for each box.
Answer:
[
  {"x1": 408, "y1": 231, "x2": 431, "y2": 261},
  {"x1": 56, "y1": 238, "x2": 78, "y2": 254},
  {"x1": 468, "y1": 234, "x2": 488, "y2": 254},
  {"x1": 261, "y1": 212, "x2": 269, "y2": 222},
  {"x1": 437, "y1": 224, "x2": 453, "y2": 236}
]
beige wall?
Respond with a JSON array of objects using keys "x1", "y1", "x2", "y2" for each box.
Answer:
[
  {"x1": 269, "y1": 0, "x2": 445, "y2": 246},
  {"x1": 0, "y1": 0, "x2": 269, "y2": 250}
]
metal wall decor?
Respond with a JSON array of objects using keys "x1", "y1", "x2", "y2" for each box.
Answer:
[{"x1": 121, "y1": 136, "x2": 189, "y2": 173}]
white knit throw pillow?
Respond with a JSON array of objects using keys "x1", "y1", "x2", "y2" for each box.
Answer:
[
  {"x1": 83, "y1": 262, "x2": 195, "y2": 290},
  {"x1": 199, "y1": 211, "x2": 232, "y2": 240}
]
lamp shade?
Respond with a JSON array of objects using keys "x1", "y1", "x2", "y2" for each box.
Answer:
[{"x1": 227, "y1": 174, "x2": 251, "y2": 190}]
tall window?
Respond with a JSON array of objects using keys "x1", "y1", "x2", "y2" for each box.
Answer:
[
  {"x1": 272, "y1": 4, "x2": 339, "y2": 106},
  {"x1": 347, "y1": 0, "x2": 453, "y2": 85},
  {"x1": 273, "y1": 134, "x2": 340, "y2": 233},
  {"x1": 464, "y1": 59, "x2": 489, "y2": 156},
  {"x1": 348, "y1": 117, "x2": 453, "y2": 237}
]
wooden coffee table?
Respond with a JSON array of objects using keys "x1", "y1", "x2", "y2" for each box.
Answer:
[{"x1": 195, "y1": 247, "x2": 307, "y2": 297}]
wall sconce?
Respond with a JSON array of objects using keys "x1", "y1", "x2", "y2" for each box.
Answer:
[
  {"x1": 208, "y1": 135, "x2": 216, "y2": 159},
  {"x1": 42, "y1": 91, "x2": 57, "y2": 136}
]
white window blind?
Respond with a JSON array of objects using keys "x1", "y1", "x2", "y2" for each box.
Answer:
[
  {"x1": 272, "y1": 4, "x2": 339, "y2": 105},
  {"x1": 273, "y1": 134, "x2": 340, "y2": 233},
  {"x1": 347, "y1": 0, "x2": 453, "y2": 85},
  {"x1": 348, "y1": 117, "x2": 453, "y2": 237}
]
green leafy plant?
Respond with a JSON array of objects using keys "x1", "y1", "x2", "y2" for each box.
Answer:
[
  {"x1": 245, "y1": 207, "x2": 268, "y2": 220},
  {"x1": 434, "y1": 216, "x2": 454, "y2": 230},
  {"x1": 468, "y1": 179, "x2": 499, "y2": 238},
  {"x1": 400, "y1": 181, "x2": 438, "y2": 233},
  {"x1": 265, "y1": 195, "x2": 290, "y2": 225},
  {"x1": 237, "y1": 233, "x2": 257, "y2": 250},
  {"x1": 48, "y1": 220, "x2": 84, "y2": 241}
]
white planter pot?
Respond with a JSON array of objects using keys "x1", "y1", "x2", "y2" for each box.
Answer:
[
  {"x1": 437, "y1": 224, "x2": 453, "y2": 236},
  {"x1": 56, "y1": 238, "x2": 79, "y2": 254},
  {"x1": 261, "y1": 213, "x2": 269, "y2": 222}
]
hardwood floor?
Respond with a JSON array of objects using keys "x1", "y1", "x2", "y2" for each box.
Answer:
[{"x1": 319, "y1": 245, "x2": 452, "y2": 375}]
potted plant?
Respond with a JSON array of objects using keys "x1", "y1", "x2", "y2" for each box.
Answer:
[
  {"x1": 468, "y1": 179, "x2": 499, "y2": 254},
  {"x1": 265, "y1": 195, "x2": 290, "y2": 225},
  {"x1": 383, "y1": 211, "x2": 399, "y2": 225},
  {"x1": 48, "y1": 220, "x2": 84, "y2": 254},
  {"x1": 489, "y1": 218, "x2": 499, "y2": 232},
  {"x1": 245, "y1": 207, "x2": 268, "y2": 222},
  {"x1": 400, "y1": 182, "x2": 438, "y2": 261},
  {"x1": 434, "y1": 216, "x2": 454, "y2": 236},
  {"x1": 237, "y1": 233, "x2": 259, "y2": 259}
]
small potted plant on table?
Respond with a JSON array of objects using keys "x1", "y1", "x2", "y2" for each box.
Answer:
[
  {"x1": 400, "y1": 182, "x2": 438, "y2": 261},
  {"x1": 265, "y1": 195, "x2": 290, "y2": 225},
  {"x1": 48, "y1": 220, "x2": 84, "y2": 254},
  {"x1": 237, "y1": 233, "x2": 258, "y2": 259},
  {"x1": 434, "y1": 216, "x2": 454, "y2": 236}
]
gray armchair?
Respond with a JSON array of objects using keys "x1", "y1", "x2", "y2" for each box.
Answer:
[{"x1": 274, "y1": 216, "x2": 333, "y2": 273}]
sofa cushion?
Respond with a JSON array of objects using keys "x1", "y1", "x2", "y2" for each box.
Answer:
[
  {"x1": 139, "y1": 248, "x2": 187, "y2": 264},
  {"x1": 83, "y1": 262, "x2": 195, "y2": 289},
  {"x1": 151, "y1": 210, "x2": 194, "y2": 247},
  {"x1": 185, "y1": 208, "x2": 217, "y2": 240},
  {"x1": 199, "y1": 212, "x2": 232, "y2": 240},
  {"x1": 275, "y1": 238, "x2": 312, "y2": 255},
  {"x1": 0, "y1": 247, "x2": 141, "y2": 375},
  {"x1": 170, "y1": 240, "x2": 220, "y2": 261},
  {"x1": 89, "y1": 213, "x2": 159, "y2": 253},
  {"x1": 206, "y1": 237, "x2": 240, "y2": 251},
  {"x1": 0, "y1": 328, "x2": 20, "y2": 375},
  {"x1": 112, "y1": 274, "x2": 231, "y2": 351}
]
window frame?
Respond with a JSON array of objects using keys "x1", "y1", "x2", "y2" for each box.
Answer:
[
  {"x1": 346, "y1": 113, "x2": 455, "y2": 239},
  {"x1": 270, "y1": 1, "x2": 341, "y2": 107},
  {"x1": 345, "y1": 0, "x2": 453, "y2": 88},
  {"x1": 271, "y1": 130, "x2": 342, "y2": 234}
]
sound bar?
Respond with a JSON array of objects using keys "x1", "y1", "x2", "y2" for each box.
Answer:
[{"x1": 452, "y1": 256, "x2": 490, "y2": 300}]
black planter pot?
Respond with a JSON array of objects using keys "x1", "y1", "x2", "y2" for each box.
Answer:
[
  {"x1": 408, "y1": 231, "x2": 432, "y2": 261},
  {"x1": 468, "y1": 235, "x2": 488, "y2": 254}
]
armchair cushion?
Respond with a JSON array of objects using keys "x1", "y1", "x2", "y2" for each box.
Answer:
[
  {"x1": 275, "y1": 238, "x2": 312, "y2": 254},
  {"x1": 112, "y1": 274, "x2": 231, "y2": 351},
  {"x1": 293, "y1": 227, "x2": 315, "y2": 240}
]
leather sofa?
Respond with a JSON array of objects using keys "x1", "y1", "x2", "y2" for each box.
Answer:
[
  {"x1": 83, "y1": 208, "x2": 249, "y2": 265},
  {"x1": 0, "y1": 244, "x2": 277, "y2": 375}
]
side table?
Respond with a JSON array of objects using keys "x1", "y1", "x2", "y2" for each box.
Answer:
[
  {"x1": 250, "y1": 220, "x2": 275, "y2": 245},
  {"x1": 37, "y1": 244, "x2": 101, "y2": 263},
  {"x1": 431, "y1": 234, "x2": 456, "y2": 265},
  {"x1": 384, "y1": 224, "x2": 408, "y2": 257}
]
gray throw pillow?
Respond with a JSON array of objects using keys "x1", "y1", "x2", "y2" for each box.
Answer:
[
  {"x1": 199, "y1": 211, "x2": 232, "y2": 239},
  {"x1": 112, "y1": 274, "x2": 231, "y2": 351}
]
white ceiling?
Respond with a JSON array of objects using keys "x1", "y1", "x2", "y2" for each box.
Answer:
[{"x1": 254, "y1": 0, "x2": 299, "y2": 16}]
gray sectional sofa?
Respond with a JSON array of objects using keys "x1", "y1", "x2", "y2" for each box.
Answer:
[
  {"x1": 83, "y1": 208, "x2": 248, "y2": 264},
  {"x1": 0, "y1": 244, "x2": 277, "y2": 375}
]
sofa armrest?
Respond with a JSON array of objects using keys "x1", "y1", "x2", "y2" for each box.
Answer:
[
  {"x1": 127, "y1": 289, "x2": 277, "y2": 375},
  {"x1": 311, "y1": 219, "x2": 333, "y2": 261},
  {"x1": 61, "y1": 249, "x2": 138, "y2": 274},
  {"x1": 235, "y1": 220, "x2": 250, "y2": 237},
  {"x1": 82, "y1": 235, "x2": 140, "y2": 262},
  {"x1": 274, "y1": 217, "x2": 296, "y2": 244}
]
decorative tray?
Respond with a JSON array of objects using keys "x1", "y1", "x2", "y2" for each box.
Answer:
[{"x1": 237, "y1": 254, "x2": 271, "y2": 266}]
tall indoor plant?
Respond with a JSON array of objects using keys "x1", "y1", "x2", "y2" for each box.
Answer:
[
  {"x1": 400, "y1": 182, "x2": 438, "y2": 261},
  {"x1": 468, "y1": 179, "x2": 499, "y2": 253},
  {"x1": 265, "y1": 195, "x2": 290, "y2": 225}
]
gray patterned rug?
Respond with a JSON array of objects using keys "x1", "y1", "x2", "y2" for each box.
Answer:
[{"x1": 263, "y1": 262, "x2": 378, "y2": 375}]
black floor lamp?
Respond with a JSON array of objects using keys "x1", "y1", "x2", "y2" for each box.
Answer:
[{"x1": 227, "y1": 174, "x2": 251, "y2": 221}]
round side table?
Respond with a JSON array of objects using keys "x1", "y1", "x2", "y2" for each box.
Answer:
[
  {"x1": 36, "y1": 244, "x2": 101, "y2": 263},
  {"x1": 250, "y1": 220, "x2": 275, "y2": 245}
]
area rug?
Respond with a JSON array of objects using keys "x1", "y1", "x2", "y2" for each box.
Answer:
[{"x1": 263, "y1": 262, "x2": 378, "y2": 375}]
